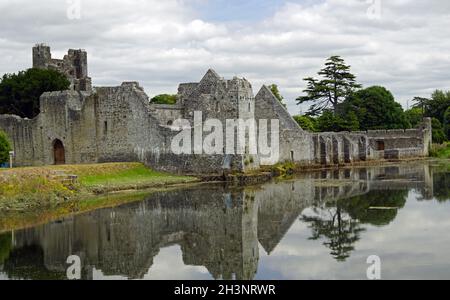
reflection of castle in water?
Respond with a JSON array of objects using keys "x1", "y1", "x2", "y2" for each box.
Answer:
[{"x1": 1, "y1": 163, "x2": 437, "y2": 280}]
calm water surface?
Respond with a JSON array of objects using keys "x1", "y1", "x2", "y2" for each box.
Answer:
[{"x1": 1, "y1": 162, "x2": 449, "y2": 280}]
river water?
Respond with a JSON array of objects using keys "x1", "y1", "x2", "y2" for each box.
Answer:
[{"x1": 0, "y1": 161, "x2": 449, "y2": 280}]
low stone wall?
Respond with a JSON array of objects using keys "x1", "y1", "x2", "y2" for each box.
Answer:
[
  {"x1": 0, "y1": 115, "x2": 39, "y2": 167},
  {"x1": 384, "y1": 148, "x2": 425, "y2": 160},
  {"x1": 144, "y1": 152, "x2": 244, "y2": 175}
]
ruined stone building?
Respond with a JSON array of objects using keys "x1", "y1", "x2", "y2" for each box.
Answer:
[
  {"x1": 0, "y1": 45, "x2": 433, "y2": 174},
  {"x1": 32, "y1": 44, "x2": 92, "y2": 92}
]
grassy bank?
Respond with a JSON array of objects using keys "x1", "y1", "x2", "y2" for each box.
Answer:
[
  {"x1": 430, "y1": 143, "x2": 450, "y2": 159},
  {"x1": 0, "y1": 189, "x2": 163, "y2": 233},
  {"x1": 0, "y1": 163, "x2": 197, "y2": 211}
]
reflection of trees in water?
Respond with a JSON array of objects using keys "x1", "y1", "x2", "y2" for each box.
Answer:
[
  {"x1": 340, "y1": 190, "x2": 408, "y2": 226},
  {"x1": 3, "y1": 244, "x2": 65, "y2": 280},
  {"x1": 433, "y1": 172, "x2": 450, "y2": 202},
  {"x1": 301, "y1": 206, "x2": 364, "y2": 262},
  {"x1": 301, "y1": 190, "x2": 408, "y2": 261},
  {"x1": 0, "y1": 232, "x2": 12, "y2": 266}
]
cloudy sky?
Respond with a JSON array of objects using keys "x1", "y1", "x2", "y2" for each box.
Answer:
[{"x1": 1, "y1": 0, "x2": 449, "y2": 114}]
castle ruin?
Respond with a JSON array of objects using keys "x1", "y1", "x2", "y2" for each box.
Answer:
[
  {"x1": 0, "y1": 45, "x2": 432, "y2": 174},
  {"x1": 32, "y1": 44, "x2": 92, "y2": 92}
]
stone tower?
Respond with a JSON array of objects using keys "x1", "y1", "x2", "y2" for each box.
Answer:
[
  {"x1": 32, "y1": 44, "x2": 52, "y2": 68},
  {"x1": 32, "y1": 44, "x2": 92, "y2": 92}
]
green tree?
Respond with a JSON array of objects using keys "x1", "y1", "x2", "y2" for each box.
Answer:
[
  {"x1": 0, "y1": 68, "x2": 70, "y2": 119},
  {"x1": 268, "y1": 84, "x2": 286, "y2": 108},
  {"x1": 426, "y1": 90, "x2": 450, "y2": 124},
  {"x1": 341, "y1": 111, "x2": 360, "y2": 132},
  {"x1": 150, "y1": 94, "x2": 178, "y2": 105},
  {"x1": 412, "y1": 97, "x2": 429, "y2": 116},
  {"x1": 405, "y1": 107, "x2": 424, "y2": 128},
  {"x1": 412, "y1": 90, "x2": 450, "y2": 141},
  {"x1": 444, "y1": 107, "x2": 450, "y2": 140},
  {"x1": 431, "y1": 118, "x2": 447, "y2": 144},
  {"x1": 343, "y1": 86, "x2": 410, "y2": 130},
  {"x1": 297, "y1": 56, "x2": 361, "y2": 116},
  {"x1": 316, "y1": 111, "x2": 342, "y2": 132},
  {"x1": 293, "y1": 115, "x2": 317, "y2": 132},
  {"x1": 315, "y1": 110, "x2": 359, "y2": 132},
  {"x1": 0, "y1": 130, "x2": 11, "y2": 164}
]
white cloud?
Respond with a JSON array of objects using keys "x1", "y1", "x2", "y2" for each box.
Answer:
[{"x1": 0, "y1": 0, "x2": 449, "y2": 114}]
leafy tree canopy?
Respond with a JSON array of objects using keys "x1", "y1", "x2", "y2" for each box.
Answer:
[
  {"x1": 426, "y1": 90, "x2": 450, "y2": 124},
  {"x1": 431, "y1": 118, "x2": 447, "y2": 144},
  {"x1": 343, "y1": 86, "x2": 410, "y2": 131},
  {"x1": 297, "y1": 56, "x2": 361, "y2": 116},
  {"x1": 268, "y1": 84, "x2": 286, "y2": 108},
  {"x1": 405, "y1": 107, "x2": 424, "y2": 128},
  {"x1": 0, "y1": 68, "x2": 70, "y2": 119},
  {"x1": 293, "y1": 115, "x2": 317, "y2": 132},
  {"x1": 411, "y1": 90, "x2": 450, "y2": 142},
  {"x1": 315, "y1": 110, "x2": 360, "y2": 132},
  {"x1": 150, "y1": 94, "x2": 178, "y2": 105},
  {"x1": 0, "y1": 130, "x2": 12, "y2": 164},
  {"x1": 444, "y1": 107, "x2": 450, "y2": 140}
]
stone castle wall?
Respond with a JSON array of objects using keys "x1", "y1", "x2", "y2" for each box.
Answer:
[{"x1": 0, "y1": 83, "x2": 167, "y2": 167}]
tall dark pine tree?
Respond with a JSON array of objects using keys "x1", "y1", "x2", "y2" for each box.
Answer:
[
  {"x1": 412, "y1": 96, "x2": 429, "y2": 116},
  {"x1": 297, "y1": 56, "x2": 361, "y2": 116}
]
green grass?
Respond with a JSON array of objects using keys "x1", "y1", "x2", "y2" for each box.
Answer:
[
  {"x1": 0, "y1": 190, "x2": 157, "y2": 233},
  {"x1": 79, "y1": 164, "x2": 196, "y2": 191},
  {"x1": 430, "y1": 143, "x2": 450, "y2": 159},
  {"x1": 0, "y1": 163, "x2": 198, "y2": 211}
]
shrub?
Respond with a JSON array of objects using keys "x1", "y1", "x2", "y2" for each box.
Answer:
[{"x1": 0, "y1": 130, "x2": 11, "y2": 164}]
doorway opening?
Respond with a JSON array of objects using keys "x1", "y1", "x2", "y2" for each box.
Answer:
[{"x1": 53, "y1": 139, "x2": 65, "y2": 165}]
